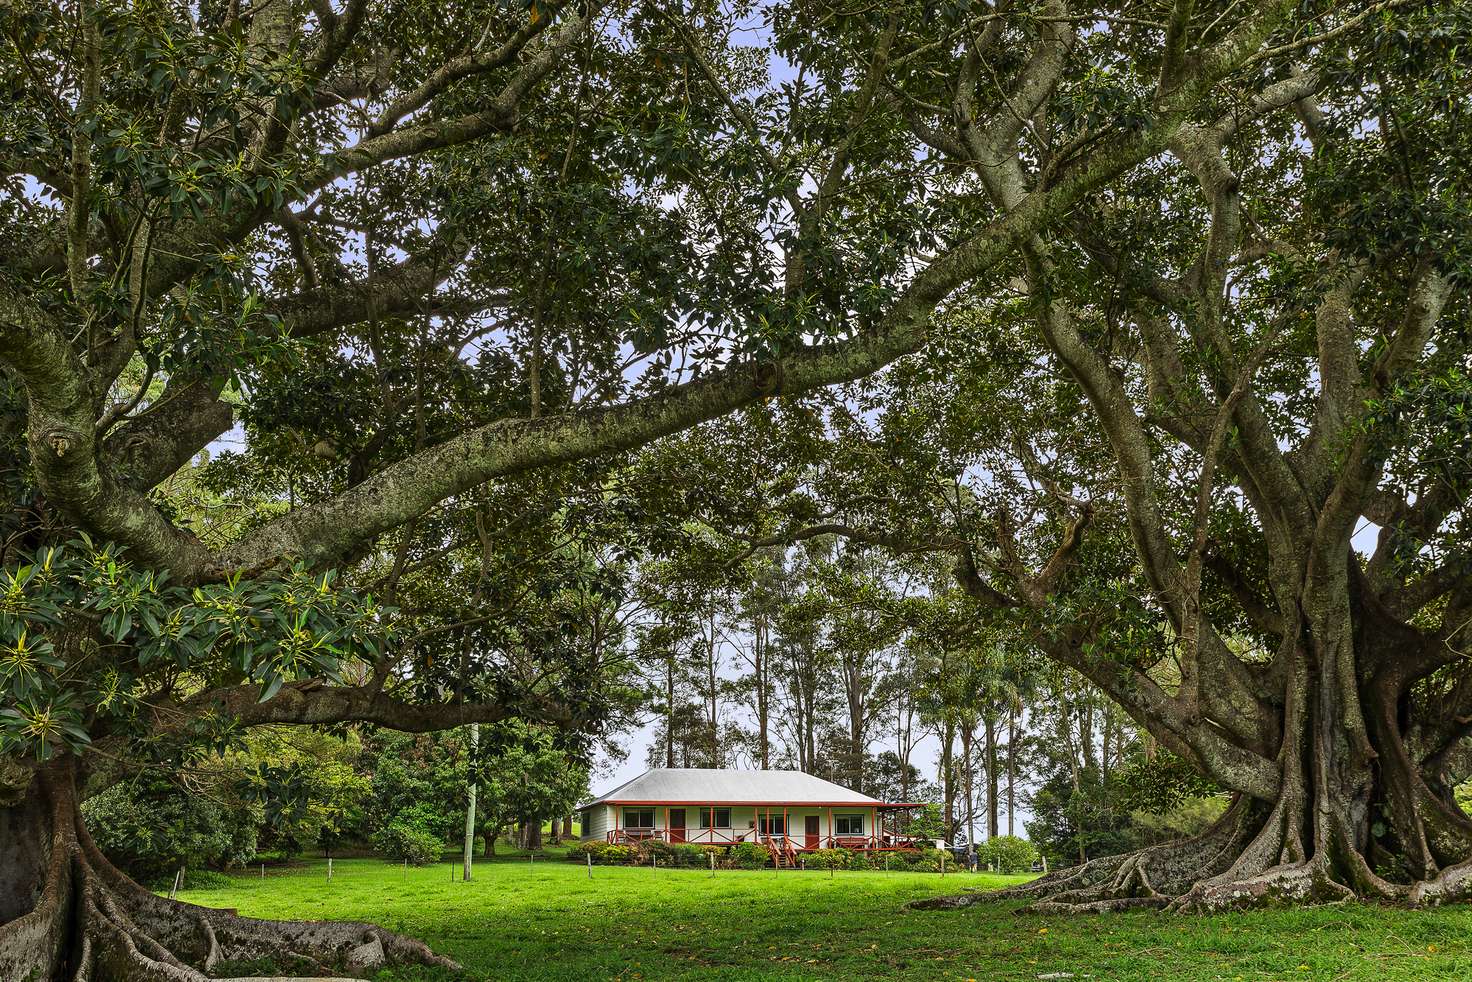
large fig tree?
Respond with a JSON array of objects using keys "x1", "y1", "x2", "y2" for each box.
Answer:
[{"x1": 653, "y1": 0, "x2": 1472, "y2": 913}]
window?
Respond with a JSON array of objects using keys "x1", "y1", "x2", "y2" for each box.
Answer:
[
  {"x1": 623, "y1": 808, "x2": 655, "y2": 828},
  {"x1": 698, "y1": 807, "x2": 731, "y2": 829},
  {"x1": 835, "y1": 814, "x2": 865, "y2": 835},
  {"x1": 758, "y1": 816, "x2": 786, "y2": 835}
]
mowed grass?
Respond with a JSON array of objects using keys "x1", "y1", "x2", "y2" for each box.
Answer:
[{"x1": 176, "y1": 857, "x2": 1472, "y2": 980}]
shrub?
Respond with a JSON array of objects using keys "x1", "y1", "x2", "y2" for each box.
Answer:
[
  {"x1": 85, "y1": 774, "x2": 260, "y2": 881},
  {"x1": 631, "y1": 839, "x2": 708, "y2": 867},
  {"x1": 911, "y1": 848, "x2": 949, "y2": 872},
  {"x1": 635, "y1": 839, "x2": 709, "y2": 866},
  {"x1": 804, "y1": 848, "x2": 848, "y2": 870},
  {"x1": 730, "y1": 841, "x2": 769, "y2": 869},
  {"x1": 567, "y1": 840, "x2": 635, "y2": 864},
  {"x1": 566, "y1": 840, "x2": 605, "y2": 861},
  {"x1": 977, "y1": 835, "x2": 1039, "y2": 874},
  {"x1": 888, "y1": 848, "x2": 920, "y2": 869},
  {"x1": 374, "y1": 822, "x2": 442, "y2": 865},
  {"x1": 637, "y1": 838, "x2": 676, "y2": 864},
  {"x1": 371, "y1": 803, "x2": 445, "y2": 865},
  {"x1": 888, "y1": 847, "x2": 947, "y2": 872}
]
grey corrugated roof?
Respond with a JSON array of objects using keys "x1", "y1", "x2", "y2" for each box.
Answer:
[{"x1": 578, "y1": 768, "x2": 885, "y2": 808}]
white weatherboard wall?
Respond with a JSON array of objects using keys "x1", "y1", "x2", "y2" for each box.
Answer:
[
  {"x1": 581, "y1": 805, "x2": 879, "y2": 845},
  {"x1": 580, "y1": 805, "x2": 611, "y2": 841}
]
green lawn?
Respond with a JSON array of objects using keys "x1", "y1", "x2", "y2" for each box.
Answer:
[{"x1": 177, "y1": 857, "x2": 1472, "y2": 980}]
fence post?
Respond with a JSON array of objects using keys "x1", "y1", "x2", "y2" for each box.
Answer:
[
  {"x1": 327, "y1": 858, "x2": 333, "y2": 882},
  {"x1": 462, "y1": 721, "x2": 478, "y2": 883},
  {"x1": 884, "y1": 854, "x2": 889, "y2": 875},
  {"x1": 709, "y1": 852, "x2": 715, "y2": 877},
  {"x1": 169, "y1": 868, "x2": 182, "y2": 899},
  {"x1": 260, "y1": 863, "x2": 265, "y2": 879},
  {"x1": 940, "y1": 852, "x2": 946, "y2": 877},
  {"x1": 587, "y1": 853, "x2": 593, "y2": 879}
]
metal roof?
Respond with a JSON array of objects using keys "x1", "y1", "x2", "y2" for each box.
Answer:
[{"x1": 578, "y1": 768, "x2": 889, "y2": 809}]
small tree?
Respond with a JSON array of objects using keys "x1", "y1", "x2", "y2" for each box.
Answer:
[
  {"x1": 474, "y1": 722, "x2": 589, "y2": 854},
  {"x1": 907, "y1": 804, "x2": 948, "y2": 844},
  {"x1": 977, "y1": 836, "x2": 1039, "y2": 875}
]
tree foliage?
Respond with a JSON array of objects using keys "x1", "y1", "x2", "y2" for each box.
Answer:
[{"x1": 2, "y1": 0, "x2": 1470, "y2": 975}]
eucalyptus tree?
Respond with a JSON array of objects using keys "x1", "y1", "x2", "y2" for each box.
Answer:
[
  {"x1": 908, "y1": 612, "x2": 1013, "y2": 845},
  {"x1": 629, "y1": 544, "x2": 737, "y2": 768},
  {"x1": 730, "y1": 548, "x2": 785, "y2": 769},
  {"x1": 1, "y1": 0, "x2": 1452, "y2": 977},
  {"x1": 814, "y1": 548, "x2": 907, "y2": 790},
  {"x1": 769, "y1": 575, "x2": 834, "y2": 771}
]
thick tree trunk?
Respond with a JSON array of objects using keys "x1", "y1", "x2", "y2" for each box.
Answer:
[
  {"x1": 914, "y1": 639, "x2": 1472, "y2": 914},
  {"x1": 0, "y1": 760, "x2": 456, "y2": 981}
]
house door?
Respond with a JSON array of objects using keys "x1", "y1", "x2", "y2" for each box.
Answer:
[
  {"x1": 669, "y1": 809, "x2": 686, "y2": 843},
  {"x1": 805, "y1": 815, "x2": 820, "y2": 850}
]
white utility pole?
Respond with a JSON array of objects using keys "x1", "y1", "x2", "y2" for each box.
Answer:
[{"x1": 462, "y1": 722, "x2": 479, "y2": 881}]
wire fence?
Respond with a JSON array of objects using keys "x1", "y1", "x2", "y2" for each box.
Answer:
[{"x1": 168, "y1": 847, "x2": 1025, "y2": 896}]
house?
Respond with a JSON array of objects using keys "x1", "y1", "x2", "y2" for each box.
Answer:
[{"x1": 576, "y1": 768, "x2": 924, "y2": 862}]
